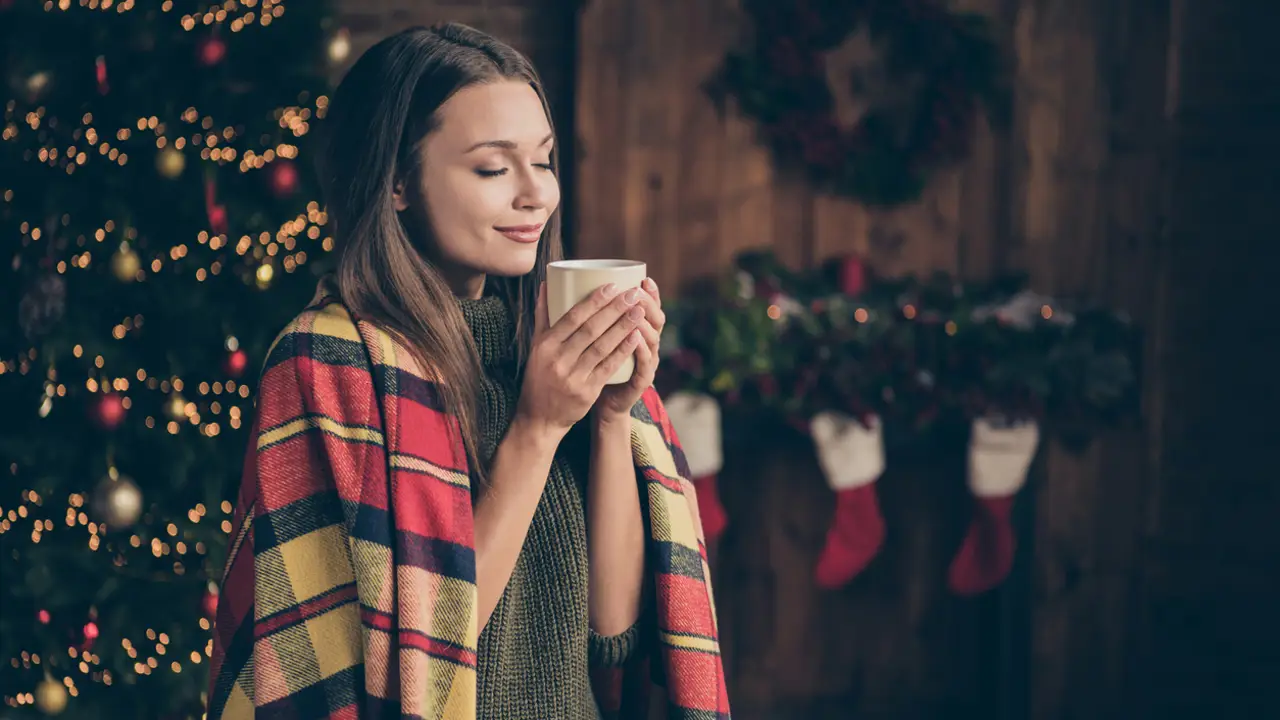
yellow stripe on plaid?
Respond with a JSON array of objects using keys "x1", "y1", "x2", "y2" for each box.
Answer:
[
  {"x1": 258, "y1": 414, "x2": 385, "y2": 451},
  {"x1": 391, "y1": 452, "x2": 471, "y2": 489},
  {"x1": 659, "y1": 630, "x2": 721, "y2": 655},
  {"x1": 311, "y1": 303, "x2": 365, "y2": 342},
  {"x1": 643, "y1": 477, "x2": 701, "y2": 553}
]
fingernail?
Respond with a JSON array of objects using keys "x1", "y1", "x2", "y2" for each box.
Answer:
[
  {"x1": 627, "y1": 306, "x2": 644, "y2": 321},
  {"x1": 623, "y1": 288, "x2": 640, "y2": 304},
  {"x1": 602, "y1": 283, "x2": 618, "y2": 297},
  {"x1": 644, "y1": 277, "x2": 656, "y2": 290},
  {"x1": 629, "y1": 329, "x2": 642, "y2": 344}
]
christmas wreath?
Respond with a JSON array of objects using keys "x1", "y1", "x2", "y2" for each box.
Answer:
[{"x1": 709, "y1": 0, "x2": 1010, "y2": 207}]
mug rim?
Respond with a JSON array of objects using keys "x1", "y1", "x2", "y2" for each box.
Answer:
[{"x1": 548, "y1": 259, "x2": 646, "y2": 270}]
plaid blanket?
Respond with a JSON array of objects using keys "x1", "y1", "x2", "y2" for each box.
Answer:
[{"x1": 207, "y1": 286, "x2": 730, "y2": 719}]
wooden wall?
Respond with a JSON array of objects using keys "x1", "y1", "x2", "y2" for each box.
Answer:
[
  {"x1": 575, "y1": 1, "x2": 1277, "y2": 719},
  {"x1": 330, "y1": 1, "x2": 1280, "y2": 716}
]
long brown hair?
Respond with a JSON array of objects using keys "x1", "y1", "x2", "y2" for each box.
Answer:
[{"x1": 316, "y1": 23, "x2": 563, "y2": 481}]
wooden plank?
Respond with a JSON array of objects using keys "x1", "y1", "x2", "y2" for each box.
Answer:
[
  {"x1": 671, "y1": 0, "x2": 725, "y2": 291},
  {"x1": 573, "y1": 0, "x2": 626, "y2": 260}
]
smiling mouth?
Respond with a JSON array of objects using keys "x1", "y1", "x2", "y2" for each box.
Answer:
[{"x1": 494, "y1": 224, "x2": 544, "y2": 243}]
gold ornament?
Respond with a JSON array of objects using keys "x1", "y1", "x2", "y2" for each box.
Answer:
[
  {"x1": 328, "y1": 27, "x2": 351, "y2": 63},
  {"x1": 35, "y1": 674, "x2": 68, "y2": 715},
  {"x1": 26, "y1": 71, "x2": 52, "y2": 100},
  {"x1": 110, "y1": 242, "x2": 141, "y2": 282},
  {"x1": 92, "y1": 470, "x2": 143, "y2": 528},
  {"x1": 164, "y1": 392, "x2": 188, "y2": 421},
  {"x1": 156, "y1": 147, "x2": 186, "y2": 179}
]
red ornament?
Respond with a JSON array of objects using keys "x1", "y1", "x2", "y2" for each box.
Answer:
[
  {"x1": 90, "y1": 393, "x2": 127, "y2": 430},
  {"x1": 37, "y1": 609, "x2": 50, "y2": 624},
  {"x1": 95, "y1": 55, "x2": 109, "y2": 95},
  {"x1": 202, "y1": 587, "x2": 219, "y2": 618},
  {"x1": 268, "y1": 160, "x2": 299, "y2": 198},
  {"x1": 205, "y1": 174, "x2": 228, "y2": 236},
  {"x1": 81, "y1": 621, "x2": 99, "y2": 650},
  {"x1": 223, "y1": 348, "x2": 248, "y2": 378},
  {"x1": 198, "y1": 36, "x2": 227, "y2": 67},
  {"x1": 840, "y1": 255, "x2": 867, "y2": 296}
]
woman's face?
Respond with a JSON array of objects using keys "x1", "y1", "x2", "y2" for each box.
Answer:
[{"x1": 396, "y1": 79, "x2": 560, "y2": 297}]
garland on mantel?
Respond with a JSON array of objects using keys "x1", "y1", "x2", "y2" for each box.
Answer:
[
  {"x1": 707, "y1": 0, "x2": 1011, "y2": 207},
  {"x1": 655, "y1": 251, "x2": 1141, "y2": 453}
]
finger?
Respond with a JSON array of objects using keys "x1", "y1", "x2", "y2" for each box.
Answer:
[
  {"x1": 630, "y1": 329, "x2": 656, "y2": 388},
  {"x1": 534, "y1": 281, "x2": 549, "y2": 336},
  {"x1": 589, "y1": 328, "x2": 643, "y2": 386},
  {"x1": 633, "y1": 287, "x2": 666, "y2": 331},
  {"x1": 643, "y1": 277, "x2": 660, "y2": 304},
  {"x1": 563, "y1": 287, "x2": 641, "y2": 360},
  {"x1": 547, "y1": 282, "x2": 620, "y2": 343},
  {"x1": 635, "y1": 316, "x2": 660, "y2": 355},
  {"x1": 574, "y1": 305, "x2": 644, "y2": 375}
]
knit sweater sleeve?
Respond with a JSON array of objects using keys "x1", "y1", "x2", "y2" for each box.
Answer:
[{"x1": 588, "y1": 613, "x2": 649, "y2": 668}]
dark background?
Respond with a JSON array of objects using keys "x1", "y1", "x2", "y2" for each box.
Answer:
[{"x1": 329, "y1": 0, "x2": 1280, "y2": 717}]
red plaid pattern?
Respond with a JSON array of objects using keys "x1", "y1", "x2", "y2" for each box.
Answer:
[{"x1": 208, "y1": 285, "x2": 730, "y2": 719}]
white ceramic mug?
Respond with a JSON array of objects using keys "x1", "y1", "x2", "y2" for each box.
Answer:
[{"x1": 546, "y1": 259, "x2": 647, "y2": 385}]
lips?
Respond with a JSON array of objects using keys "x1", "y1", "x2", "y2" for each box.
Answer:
[{"x1": 494, "y1": 223, "x2": 544, "y2": 243}]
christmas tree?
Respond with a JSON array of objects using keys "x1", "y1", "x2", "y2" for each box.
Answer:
[{"x1": 0, "y1": 2, "x2": 340, "y2": 717}]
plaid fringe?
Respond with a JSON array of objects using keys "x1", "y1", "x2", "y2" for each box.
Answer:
[{"x1": 208, "y1": 287, "x2": 730, "y2": 719}]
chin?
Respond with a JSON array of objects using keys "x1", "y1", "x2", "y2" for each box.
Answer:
[{"x1": 485, "y1": 258, "x2": 539, "y2": 279}]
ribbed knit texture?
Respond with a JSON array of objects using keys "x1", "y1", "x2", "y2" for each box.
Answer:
[{"x1": 460, "y1": 295, "x2": 642, "y2": 720}]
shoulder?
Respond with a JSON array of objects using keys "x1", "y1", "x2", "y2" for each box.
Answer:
[{"x1": 261, "y1": 294, "x2": 372, "y2": 380}]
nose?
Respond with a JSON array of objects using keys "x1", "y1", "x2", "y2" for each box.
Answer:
[{"x1": 514, "y1": 167, "x2": 553, "y2": 210}]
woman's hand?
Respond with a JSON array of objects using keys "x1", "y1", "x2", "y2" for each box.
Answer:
[
  {"x1": 596, "y1": 277, "x2": 664, "y2": 424},
  {"x1": 514, "y1": 281, "x2": 645, "y2": 441}
]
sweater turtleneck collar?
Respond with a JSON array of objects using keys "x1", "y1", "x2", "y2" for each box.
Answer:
[{"x1": 457, "y1": 294, "x2": 515, "y2": 370}]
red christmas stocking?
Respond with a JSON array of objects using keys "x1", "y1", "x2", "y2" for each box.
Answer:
[
  {"x1": 665, "y1": 391, "x2": 728, "y2": 542},
  {"x1": 948, "y1": 418, "x2": 1041, "y2": 596},
  {"x1": 810, "y1": 412, "x2": 886, "y2": 588}
]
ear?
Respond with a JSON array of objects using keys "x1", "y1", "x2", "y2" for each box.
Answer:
[{"x1": 392, "y1": 178, "x2": 410, "y2": 212}]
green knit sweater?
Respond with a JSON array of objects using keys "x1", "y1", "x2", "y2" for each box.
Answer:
[{"x1": 460, "y1": 295, "x2": 643, "y2": 720}]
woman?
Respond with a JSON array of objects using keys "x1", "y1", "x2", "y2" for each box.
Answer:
[{"x1": 206, "y1": 23, "x2": 729, "y2": 720}]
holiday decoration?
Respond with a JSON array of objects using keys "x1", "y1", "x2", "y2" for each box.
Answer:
[
  {"x1": 267, "y1": 158, "x2": 300, "y2": 198},
  {"x1": 17, "y1": 273, "x2": 67, "y2": 340},
  {"x1": 664, "y1": 391, "x2": 729, "y2": 542},
  {"x1": 80, "y1": 620, "x2": 100, "y2": 650},
  {"x1": 25, "y1": 70, "x2": 51, "y2": 100},
  {"x1": 35, "y1": 674, "x2": 68, "y2": 715},
  {"x1": 223, "y1": 347, "x2": 249, "y2": 378},
  {"x1": 707, "y1": 0, "x2": 1010, "y2": 206},
  {"x1": 205, "y1": 172, "x2": 229, "y2": 236},
  {"x1": 91, "y1": 470, "x2": 144, "y2": 528},
  {"x1": 0, "y1": 4, "x2": 332, "y2": 713},
  {"x1": 810, "y1": 412, "x2": 887, "y2": 587},
  {"x1": 164, "y1": 391, "x2": 188, "y2": 421},
  {"x1": 202, "y1": 582, "x2": 219, "y2": 618},
  {"x1": 89, "y1": 393, "x2": 127, "y2": 430},
  {"x1": 657, "y1": 250, "x2": 1139, "y2": 450},
  {"x1": 197, "y1": 36, "x2": 227, "y2": 66},
  {"x1": 155, "y1": 146, "x2": 185, "y2": 179},
  {"x1": 94, "y1": 55, "x2": 109, "y2": 95},
  {"x1": 255, "y1": 261, "x2": 275, "y2": 289},
  {"x1": 947, "y1": 418, "x2": 1040, "y2": 595},
  {"x1": 110, "y1": 242, "x2": 141, "y2": 282},
  {"x1": 328, "y1": 27, "x2": 352, "y2": 63}
]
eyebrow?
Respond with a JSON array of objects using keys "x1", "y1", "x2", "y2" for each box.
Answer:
[{"x1": 465, "y1": 133, "x2": 555, "y2": 153}]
